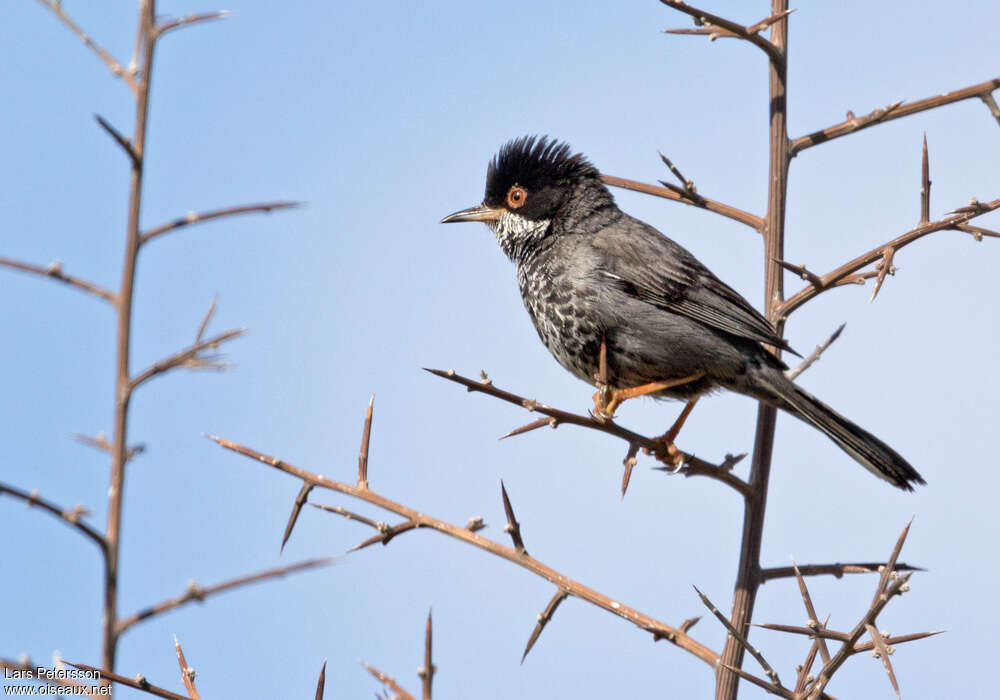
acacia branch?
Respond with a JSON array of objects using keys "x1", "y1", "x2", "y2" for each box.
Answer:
[
  {"x1": 791, "y1": 76, "x2": 1000, "y2": 155},
  {"x1": 116, "y1": 558, "x2": 332, "y2": 636},
  {"x1": 0, "y1": 257, "x2": 117, "y2": 304},
  {"x1": 172, "y1": 637, "x2": 201, "y2": 700},
  {"x1": 776, "y1": 196, "x2": 1000, "y2": 319},
  {"x1": 33, "y1": 0, "x2": 138, "y2": 94},
  {"x1": 128, "y1": 328, "x2": 245, "y2": 392},
  {"x1": 785, "y1": 324, "x2": 844, "y2": 381},
  {"x1": 64, "y1": 661, "x2": 189, "y2": 700},
  {"x1": 139, "y1": 201, "x2": 302, "y2": 245},
  {"x1": 156, "y1": 11, "x2": 232, "y2": 37},
  {"x1": 760, "y1": 561, "x2": 921, "y2": 583},
  {"x1": 365, "y1": 664, "x2": 418, "y2": 700},
  {"x1": 0, "y1": 481, "x2": 106, "y2": 552},
  {"x1": 602, "y1": 174, "x2": 764, "y2": 231},
  {"x1": 207, "y1": 434, "x2": 720, "y2": 667},
  {"x1": 659, "y1": 1, "x2": 785, "y2": 64},
  {"x1": 426, "y1": 368, "x2": 750, "y2": 498}
]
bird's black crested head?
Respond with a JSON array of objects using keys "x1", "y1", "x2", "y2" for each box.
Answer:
[{"x1": 484, "y1": 136, "x2": 601, "y2": 221}]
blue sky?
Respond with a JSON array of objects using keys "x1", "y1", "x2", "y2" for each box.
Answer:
[{"x1": 2, "y1": 1, "x2": 999, "y2": 697}]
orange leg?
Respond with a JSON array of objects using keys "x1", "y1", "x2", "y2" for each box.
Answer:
[
  {"x1": 651, "y1": 398, "x2": 699, "y2": 468},
  {"x1": 592, "y1": 371, "x2": 705, "y2": 421}
]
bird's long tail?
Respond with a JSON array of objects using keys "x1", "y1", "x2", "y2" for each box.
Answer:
[{"x1": 762, "y1": 373, "x2": 925, "y2": 490}]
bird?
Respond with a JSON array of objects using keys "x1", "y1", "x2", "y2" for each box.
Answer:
[{"x1": 441, "y1": 136, "x2": 925, "y2": 490}]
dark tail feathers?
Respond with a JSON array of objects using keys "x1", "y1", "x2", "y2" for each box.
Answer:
[{"x1": 774, "y1": 380, "x2": 925, "y2": 491}]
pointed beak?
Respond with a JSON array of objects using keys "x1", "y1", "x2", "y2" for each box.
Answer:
[{"x1": 440, "y1": 203, "x2": 503, "y2": 224}]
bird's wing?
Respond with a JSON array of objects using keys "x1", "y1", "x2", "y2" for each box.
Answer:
[{"x1": 592, "y1": 219, "x2": 797, "y2": 355}]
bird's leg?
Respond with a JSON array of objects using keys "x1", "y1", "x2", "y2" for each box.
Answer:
[
  {"x1": 592, "y1": 371, "x2": 705, "y2": 421},
  {"x1": 651, "y1": 398, "x2": 699, "y2": 467}
]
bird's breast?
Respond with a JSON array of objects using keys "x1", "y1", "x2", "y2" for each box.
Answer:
[{"x1": 516, "y1": 261, "x2": 604, "y2": 385}]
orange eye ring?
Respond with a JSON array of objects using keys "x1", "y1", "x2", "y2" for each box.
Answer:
[{"x1": 506, "y1": 185, "x2": 527, "y2": 209}]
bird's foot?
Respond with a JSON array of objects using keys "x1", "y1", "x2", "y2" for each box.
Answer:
[
  {"x1": 591, "y1": 373, "x2": 705, "y2": 422},
  {"x1": 646, "y1": 440, "x2": 688, "y2": 471}
]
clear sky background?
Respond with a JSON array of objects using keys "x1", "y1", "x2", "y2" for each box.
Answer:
[{"x1": 2, "y1": 1, "x2": 999, "y2": 698}]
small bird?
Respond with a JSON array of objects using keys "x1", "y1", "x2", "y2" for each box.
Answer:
[{"x1": 442, "y1": 136, "x2": 924, "y2": 490}]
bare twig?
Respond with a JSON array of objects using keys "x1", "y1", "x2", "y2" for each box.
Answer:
[
  {"x1": 0, "y1": 481, "x2": 105, "y2": 551},
  {"x1": 775, "y1": 259, "x2": 823, "y2": 288},
  {"x1": 760, "y1": 560, "x2": 922, "y2": 583},
  {"x1": 954, "y1": 222, "x2": 1000, "y2": 241},
  {"x1": 659, "y1": 1, "x2": 785, "y2": 64},
  {"x1": 116, "y1": 558, "x2": 332, "y2": 635},
  {"x1": 426, "y1": 368, "x2": 750, "y2": 498},
  {"x1": 658, "y1": 152, "x2": 699, "y2": 196},
  {"x1": 173, "y1": 637, "x2": 201, "y2": 700},
  {"x1": 72, "y1": 432, "x2": 145, "y2": 461},
  {"x1": 33, "y1": 0, "x2": 138, "y2": 93},
  {"x1": 602, "y1": 174, "x2": 763, "y2": 231},
  {"x1": 982, "y1": 93, "x2": 1000, "y2": 126},
  {"x1": 693, "y1": 586, "x2": 782, "y2": 687},
  {"x1": 665, "y1": 8, "x2": 794, "y2": 41},
  {"x1": 0, "y1": 257, "x2": 117, "y2": 304},
  {"x1": 103, "y1": 1, "x2": 158, "y2": 675},
  {"x1": 209, "y1": 434, "x2": 720, "y2": 666},
  {"x1": 95, "y1": 115, "x2": 140, "y2": 166},
  {"x1": 128, "y1": 328, "x2": 245, "y2": 392},
  {"x1": 140, "y1": 201, "x2": 302, "y2": 245},
  {"x1": 785, "y1": 324, "x2": 845, "y2": 381},
  {"x1": 716, "y1": 5, "x2": 790, "y2": 696},
  {"x1": 807, "y1": 523, "x2": 916, "y2": 698},
  {"x1": 522, "y1": 589, "x2": 569, "y2": 663},
  {"x1": 364, "y1": 664, "x2": 418, "y2": 700},
  {"x1": 156, "y1": 10, "x2": 232, "y2": 37},
  {"x1": 791, "y1": 76, "x2": 1000, "y2": 155},
  {"x1": 777, "y1": 196, "x2": 1000, "y2": 319},
  {"x1": 63, "y1": 661, "x2": 189, "y2": 700}
]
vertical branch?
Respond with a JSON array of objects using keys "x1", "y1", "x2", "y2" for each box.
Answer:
[
  {"x1": 103, "y1": 0, "x2": 156, "y2": 686},
  {"x1": 716, "y1": 2, "x2": 789, "y2": 698}
]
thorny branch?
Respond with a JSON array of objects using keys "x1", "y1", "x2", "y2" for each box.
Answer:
[
  {"x1": 0, "y1": 257, "x2": 117, "y2": 304},
  {"x1": 0, "y1": 481, "x2": 105, "y2": 551},
  {"x1": 140, "y1": 201, "x2": 301, "y2": 245},
  {"x1": 760, "y1": 561, "x2": 921, "y2": 583},
  {"x1": 426, "y1": 368, "x2": 750, "y2": 498},
  {"x1": 207, "y1": 432, "x2": 720, "y2": 666},
  {"x1": 128, "y1": 328, "x2": 245, "y2": 392},
  {"x1": 34, "y1": 0, "x2": 139, "y2": 94},
  {"x1": 64, "y1": 660, "x2": 189, "y2": 700},
  {"x1": 155, "y1": 10, "x2": 232, "y2": 38},
  {"x1": 365, "y1": 664, "x2": 418, "y2": 700},
  {"x1": 785, "y1": 324, "x2": 844, "y2": 381},
  {"x1": 115, "y1": 558, "x2": 332, "y2": 636},
  {"x1": 658, "y1": 1, "x2": 786, "y2": 64},
  {"x1": 791, "y1": 76, "x2": 1000, "y2": 155},
  {"x1": 602, "y1": 174, "x2": 764, "y2": 231},
  {"x1": 776, "y1": 196, "x2": 1000, "y2": 319}
]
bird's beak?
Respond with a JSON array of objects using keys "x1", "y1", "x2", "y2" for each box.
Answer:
[{"x1": 440, "y1": 203, "x2": 503, "y2": 224}]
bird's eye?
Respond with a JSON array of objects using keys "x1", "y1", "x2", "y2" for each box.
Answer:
[{"x1": 506, "y1": 185, "x2": 527, "y2": 209}]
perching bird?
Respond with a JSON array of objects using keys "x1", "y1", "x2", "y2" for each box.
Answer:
[{"x1": 441, "y1": 136, "x2": 924, "y2": 490}]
